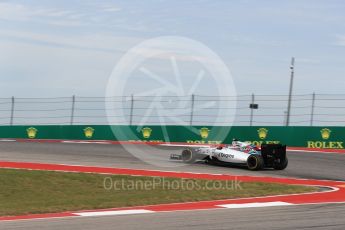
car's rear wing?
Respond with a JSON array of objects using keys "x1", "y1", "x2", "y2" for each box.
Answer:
[{"x1": 260, "y1": 144, "x2": 287, "y2": 167}]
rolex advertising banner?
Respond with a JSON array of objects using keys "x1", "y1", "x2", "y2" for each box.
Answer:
[{"x1": 0, "y1": 125, "x2": 344, "y2": 149}]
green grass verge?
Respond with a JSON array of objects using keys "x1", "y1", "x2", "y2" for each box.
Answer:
[{"x1": 0, "y1": 168, "x2": 318, "y2": 216}]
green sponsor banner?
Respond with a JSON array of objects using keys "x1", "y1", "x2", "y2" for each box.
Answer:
[{"x1": 0, "y1": 125, "x2": 344, "y2": 149}]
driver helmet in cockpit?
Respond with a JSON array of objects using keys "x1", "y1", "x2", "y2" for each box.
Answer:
[{"x1": 232, "y1": 138, "x2": 239, "y2": 147}]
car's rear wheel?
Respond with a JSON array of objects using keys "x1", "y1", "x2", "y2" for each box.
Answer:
[
  {"x1": 273, "y1": 158, "x2": 288, "y2": 170},
  {"x1": 247, "y1": 154, "x2": 264, "y2": 170}
]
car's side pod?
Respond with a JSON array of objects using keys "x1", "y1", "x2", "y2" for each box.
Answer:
[{"x1": 260, "y1": 144, "x2": 287, "y2": 168}]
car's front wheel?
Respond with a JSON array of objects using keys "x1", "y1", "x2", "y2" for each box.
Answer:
[{"x1": 181, "y1": 148, "x2": 197, "y2": 163}]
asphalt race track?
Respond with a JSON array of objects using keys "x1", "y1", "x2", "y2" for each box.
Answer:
[
  {"x1": 0, "y1": 142, "x2": 344, "y2": 180},
  {"x1": 1, "y1": 142, "x2": 345, "y2": 229}
]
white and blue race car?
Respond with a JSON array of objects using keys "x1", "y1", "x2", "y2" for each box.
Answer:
[{"x1": 170, "y1": 140, "x2": 288, "y2": 170}]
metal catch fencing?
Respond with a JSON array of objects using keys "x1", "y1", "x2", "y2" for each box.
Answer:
[{"x1": 1, "y1": 93, "x2": 345, "y2": 126}]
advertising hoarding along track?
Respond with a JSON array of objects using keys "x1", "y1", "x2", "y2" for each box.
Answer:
[{"x1": 0, "y1": 125, "x2": 344, "y2": 149}]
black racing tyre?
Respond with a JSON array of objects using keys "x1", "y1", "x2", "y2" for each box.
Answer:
[
  {"x1": 181, "y1": 148, "x2": 197, "y2": 163},
  {"x1": 273, "y1": 158, "x2": 288, "y2": 170},
  {"x1": 247, "y1": 154, "x2": 264, "y2": 170}
]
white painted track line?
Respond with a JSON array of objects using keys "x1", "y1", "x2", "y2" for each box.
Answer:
[
  {"x1": 73, "y1": 209, "x2": 155, "y2": 217},
  {"x1": 217, "y1": 202, "x2": 292, "y2": 209},
  {"x1": 62, "y1": 141, "x2": 111, "y2": 144}
]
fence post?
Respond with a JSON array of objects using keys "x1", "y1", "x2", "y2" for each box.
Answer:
[
  {"x1": 286, "y1": 57, "x2": 295, "y2": 126},
  {"x1": 250, "y1": 93, "x2": 255, "y2": 126},
  {"x1": 310, "y1": 92, "x2": 315, "y2": 126},
  {"x1": 70, "y1": 95, "x2": 75, "y2": 125},
  {"x1": 190, "y1": 94, "x2": 195, "y2": 126},
  {"x1": 129, "y1": 94, "x2": 134, "y2": 125},
  {"x1": 283, "y1": 111, "x2": 288, "y2": 126},
  {"x1": 10, "y1": 96, "x2": 15, "y2": 126}
]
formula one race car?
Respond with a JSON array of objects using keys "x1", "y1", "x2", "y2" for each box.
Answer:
[{"x1": 170, "y1": 140, "x2": 288, "y2": 170}]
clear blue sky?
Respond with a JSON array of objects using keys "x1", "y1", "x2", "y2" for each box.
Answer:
[{"x1": 1, "y1": 0, "x2": 345, "y2": 97}]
